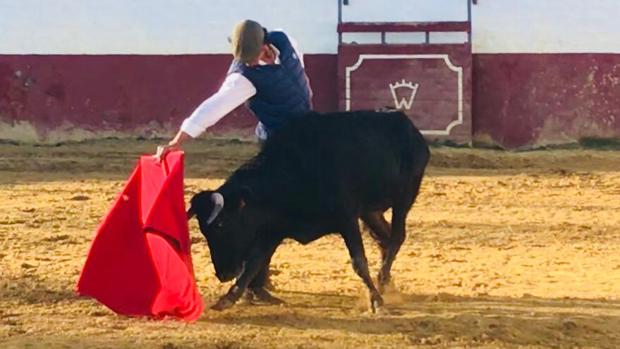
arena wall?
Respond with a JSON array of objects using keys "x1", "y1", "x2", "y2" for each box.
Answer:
[
  {"x1": 1, "y1": 0, "x2": 618, "y2": 147},
  {"x1": 471, "y1": 0, "x2": 620, "y2": 147}
]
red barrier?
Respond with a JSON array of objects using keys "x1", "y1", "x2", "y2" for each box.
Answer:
[
  {"x1": 337, "y1": 21, "x2": 471, "y2": 33},
  {"x1": 76, "y1": 151, "x2": 204, "y2": 321}
]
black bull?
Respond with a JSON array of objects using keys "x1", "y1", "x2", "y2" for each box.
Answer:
[{"x1": 187, "y1": 110, "x2": 430, "y2": 312}]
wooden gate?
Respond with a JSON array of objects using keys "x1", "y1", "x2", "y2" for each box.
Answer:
[{"x1": 337, "y1": 1, "x2": 473, "y2": 144}]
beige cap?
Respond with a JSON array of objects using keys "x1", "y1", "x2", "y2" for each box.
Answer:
[{"x1": 230, "y1": 20, "x2": 265, "y2": 64}]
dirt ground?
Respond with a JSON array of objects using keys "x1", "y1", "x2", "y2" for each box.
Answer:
[{"x1": 1, "y1": 139, "x2": 619, "y2": 349}]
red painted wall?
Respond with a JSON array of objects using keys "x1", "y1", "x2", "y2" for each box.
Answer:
[
  {"x1": 473, "y1": 54, "x2": 620, "y2": 148},
  {"x1": 0, "y1": 54, "x2": 337, "y2": 139},
  {"x1": 1, "y1": 53, "x2": 619, "y2": 147}
]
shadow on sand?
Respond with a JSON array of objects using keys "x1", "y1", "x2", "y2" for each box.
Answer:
[{"x1": 209, "y1": 289, "x2": 620, "y2": 348}]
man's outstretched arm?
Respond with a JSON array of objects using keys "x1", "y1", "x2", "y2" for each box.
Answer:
[{"x1": 155, "y1": 73, "x2": 256, "y2": 160}]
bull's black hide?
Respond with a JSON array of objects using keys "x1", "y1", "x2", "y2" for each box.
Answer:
[{"x1": 188, "y1": 110, "x2": 430, "y2": 312}]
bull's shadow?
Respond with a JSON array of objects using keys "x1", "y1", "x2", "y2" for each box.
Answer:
[{"x1": 208, "y1": 291, "x2": 620, "y2": 348}]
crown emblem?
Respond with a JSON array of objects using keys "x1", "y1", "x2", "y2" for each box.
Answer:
[{"x1": 389, "y1": 79, "x2": 419, "y2": 110}]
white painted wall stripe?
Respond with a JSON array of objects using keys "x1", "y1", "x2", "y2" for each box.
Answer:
[
  {"x1": 1, "y1": 0, "x2": 619, "y2": 54},
  {"x1": 471, "y1": 0, "x2": 620, "y2": 53},
  {"x1": 0, "y1": 0, "x2": 337, "y2": 54},
  {"x1": 341, "y1": 0, "x2": 468, "y2": 22}
]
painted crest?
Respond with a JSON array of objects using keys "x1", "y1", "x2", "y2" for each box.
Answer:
[{"x1": 389, "y1": 79, "x2": 419, "y2": 110}]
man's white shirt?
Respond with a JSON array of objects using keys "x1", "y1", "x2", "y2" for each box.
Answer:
[
  {"x1": 180, "y1": 73, "x2": 256, "y2": 138},
  {"x1": 180, "y1": 33, "x2": 305, "y2": 139}
]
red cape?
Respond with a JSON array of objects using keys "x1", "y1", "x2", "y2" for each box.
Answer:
[{"x1": 77, "y1": 151, "x2": 204, "y2": 321}]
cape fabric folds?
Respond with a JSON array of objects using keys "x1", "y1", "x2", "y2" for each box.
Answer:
[{"x1": 76, "y1": 151, "x2": 204, "y2": 321}]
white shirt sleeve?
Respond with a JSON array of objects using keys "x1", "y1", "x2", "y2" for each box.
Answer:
[{"x1": 180, "y1": 73, "x2": 257, "y2": 138}]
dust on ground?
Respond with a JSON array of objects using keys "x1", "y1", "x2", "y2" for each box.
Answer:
[{"x1": 1, "y1": 139, "x2": 620, "y2": 349}]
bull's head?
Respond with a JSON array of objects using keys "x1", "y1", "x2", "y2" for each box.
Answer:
[{"x1": 187, "y1": 190, "x2": 253, "y2": 282}]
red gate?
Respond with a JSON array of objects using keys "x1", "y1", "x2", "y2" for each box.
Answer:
[{"x1": 337, "y1": 2, "x2": 473, "y2": 144}]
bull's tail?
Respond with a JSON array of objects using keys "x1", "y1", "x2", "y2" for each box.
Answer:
[
  {"x1": 392, "y1": 112, "x2": 430, "y2": 210},
  {"x1": 409, "y1": 123, "x2": 431, "y2": 177},
  {"x1": 397, "y1": 112, "x2": 430, "y2": 178}
]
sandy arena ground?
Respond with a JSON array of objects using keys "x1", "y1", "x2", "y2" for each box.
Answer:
[{"x1": 1, "y1": 139, "x2": 619, "y2": 348}]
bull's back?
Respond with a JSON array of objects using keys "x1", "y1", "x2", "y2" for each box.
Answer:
[{"x1": 258, "y1": 111, "x2": 427, "y2": 213}]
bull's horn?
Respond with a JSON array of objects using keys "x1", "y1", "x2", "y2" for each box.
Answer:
[{"x1": 207, "y1": 192, "x2": 224, "y2": 224}]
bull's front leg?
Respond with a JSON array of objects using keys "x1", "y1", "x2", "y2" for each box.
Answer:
[
  {"x1": 246, "y1": 256, "x2": 285, "y2": 305},
  {"x1": 211, "y1": 238, "x2": 280, "y2": 311},
  {"x1": 341, "y1": 220, "x2": 384, "y2": 313}
]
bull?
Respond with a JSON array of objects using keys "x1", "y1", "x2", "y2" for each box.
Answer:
[{"x1": 187, "y1": 110, "x2": 430, "y2": 312}]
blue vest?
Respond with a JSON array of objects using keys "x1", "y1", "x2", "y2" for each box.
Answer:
[{"x1": 228, "y1": 31, "x2": 313, "y2": 135}]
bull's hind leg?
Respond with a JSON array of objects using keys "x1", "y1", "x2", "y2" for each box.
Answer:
[
  {"x1": 341, "y1": 219, "x2": 383, "y2": 313},
  {"x1": 379, "y1": 174, "x2": 424, "y2": 291},
  {"x1": 361, "y1": 211, "x2": 391, "y2": 291},
  {"x1": 377, "y1": 206, "x2": 407, "y2": 290}
]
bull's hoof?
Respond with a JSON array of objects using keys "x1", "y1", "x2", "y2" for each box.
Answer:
[
  {"x1": 210, "y1": 297, "x2": 236, "y2": 311},
  {"x1": 370, "y1": 293, "x2": 384, "y2": 314},
  {"x1": 248, "y1": 288, "x2": 285, "y2": 305}
]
